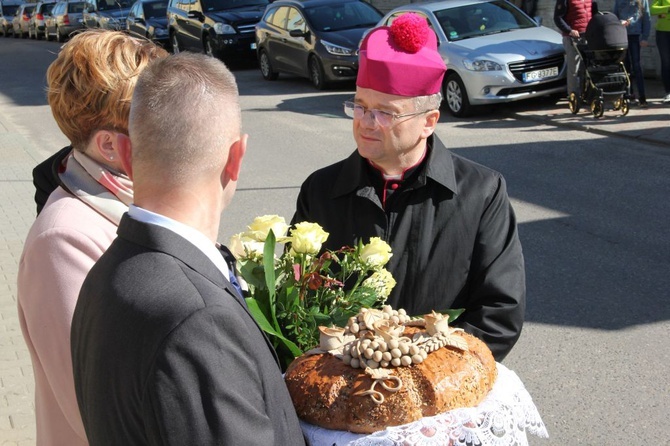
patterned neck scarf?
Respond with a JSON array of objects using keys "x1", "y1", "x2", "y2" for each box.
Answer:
[{"x1": 58, "y1": 150, "x2": 133, "y2": 226}]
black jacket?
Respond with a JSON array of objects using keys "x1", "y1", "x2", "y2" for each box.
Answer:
[
  {"x1": 292, "y1": 135, "x2": 525, "y2": 361},
  {"x1": 71, "y1": 215, "x2": 306, "y2": 445},
  {"x1": 32, "y1": 146, "x2": 71, "y2": 215}
]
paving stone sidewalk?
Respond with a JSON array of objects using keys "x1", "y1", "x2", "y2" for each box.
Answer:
[{"x1": 0, "y1": 111, "x2": 43, "y2": 446}]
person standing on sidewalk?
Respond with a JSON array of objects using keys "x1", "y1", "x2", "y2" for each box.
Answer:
[
  {"x1": 71, "y1": 52, "x2": 305, "y2": 445},
  {"x1": 16, "y1": 31, "x2": 167, "y2": 446},
  {"x1": 651, "y1": 0, "x2": 670, "y2": 102},
  {"x1": 554, "y1": 0, "x2": 595, "y2": 101},
  {"x1": 615, "y1": 0, "x2": 651, "y2": 106}
]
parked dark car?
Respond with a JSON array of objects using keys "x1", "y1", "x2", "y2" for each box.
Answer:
[
  {"x1": 12, "y1": 2, "x2": 36, "y2": 38},
  {"x1": 126, "y1": 0, "x2": 168, "y2": 46},
  {"x1": 45, "y1": 0, "x2": 85, "y2": 41},
  {"x1": 255, "y1": 0, "x2": 382, "y2": 89},
  {"x1": 0, "y1": 0, "x2": 23, "y2": 37},
  {"x1": 167, "y1": 0, "x2": 268, "y2": 59},
  {"x1": 83, "y1": 0, "x2": 131, "y2": 30},
  {"x1": 28, "y1": 0, "x2": 56, "y2": 39}
]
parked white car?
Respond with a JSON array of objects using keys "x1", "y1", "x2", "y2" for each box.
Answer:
[{"x1": 377, "y1": 0, "x2": 567, "y2": 117}]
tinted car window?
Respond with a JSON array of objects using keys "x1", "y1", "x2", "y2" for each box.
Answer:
[
  {"x1": 144, "y1": 1, "x2": 166, "y2": 18},
  {"x1": 69, "y1": 2, "x2": 86, "y2": 12},
  {"x1": 4, "y1": 4, "x2": 20, "y2": 15},
  {"x1": 305, "y1": 1, "x2": 379, "y2": 32},
  {"x1": 286, "y1": 7, "x2": 304, "y2": 32},
  {"x1": 97, "y1": 0, "x2": 131, "y2": 10},
  {"x1": 267, "y1": 6, "x2": 287, "y2": 28},
  {"x1": 201, "y1": 0, "x2": 264, "y2": 12}
]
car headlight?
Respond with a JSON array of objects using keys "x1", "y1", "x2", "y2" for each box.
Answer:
[
  {"x1": 213, "y1": 22, "x2": 235, "y2": 34},
  {"x1": 463, "y1": 59, "x2": 503, "y2": 71},
  {"x1": 321, "y1": 39, "x2": 354, "y2": 56}
]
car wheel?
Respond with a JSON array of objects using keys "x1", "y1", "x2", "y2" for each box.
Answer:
[
  {"x1": 56, "y1": 26, "x2": 64, "y2": 42},
  {"x1": 259, "y1": 50, "x2": 278, "y2": 81},
  {"x1": 13, "y1": 28, "x2": 19, "y2": 38},
  {"x1": 308, "y1": 55, "x2": 326, "y2": 90},
  {"x1": 171, "y1": 32, "x2": 180, "y2": 54},
  {"x1": 444, "y1": 73, "x2": 472, "y2": 118}
]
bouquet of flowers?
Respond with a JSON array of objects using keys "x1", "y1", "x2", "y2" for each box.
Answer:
[{"x1": 230, "y1": 215, "x2": 396, "y2": 369}]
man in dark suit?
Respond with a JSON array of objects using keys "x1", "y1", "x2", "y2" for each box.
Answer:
[{"x1": 71, "y1": 53, "x2": 306, "y2": 445}]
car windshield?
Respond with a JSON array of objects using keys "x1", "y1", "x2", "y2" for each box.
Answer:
[
  {"x1": 43, "y1": 3, "x2": 56, "y2": 13},
  {"x1": 434, "y1": 0, "x2": 536, "y2": 41},
  {"x1": 97, "y1": 0, "x2": 132, "y2": 10},
  {"x1": 144, "y1": 0, "x2": 166, "y2": 17},
  {"x1": 201, "y1": 0, "x2": 267, "y2": 12},
  {"x1": 4, "y1": 4, "x2": 20, "y2": 16},
  {"x1": 305, "y1": 2, "x2": 381, "y2": 32}
]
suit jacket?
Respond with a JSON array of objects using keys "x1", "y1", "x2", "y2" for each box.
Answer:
[{"x1": 71, "y1": 214, "x2": 305, "y2": 446}]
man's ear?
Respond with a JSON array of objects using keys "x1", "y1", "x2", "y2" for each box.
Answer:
[
  {"x1": 116, "y1": 133, "x2": 133, "y2": 180},
  {"x1": 421, "y1": 109, "x2": 440, "y2": 139},
  {"x1": 224, "y1": 134, "x2": 248, "y2": 182}
]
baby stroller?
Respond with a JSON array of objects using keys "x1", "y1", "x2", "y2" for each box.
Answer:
[{"x1": 568, "y1": 12, "x2": 632, "y2": 118}]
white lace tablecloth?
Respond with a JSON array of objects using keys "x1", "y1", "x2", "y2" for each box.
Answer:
[{"x1": 300, "y1": 363, "x2": 548, "y2": 446}]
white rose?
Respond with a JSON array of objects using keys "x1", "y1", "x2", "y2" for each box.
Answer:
[
  {"x1": 229, "y1": 232, "x2": 266, "y2": 260},
  {"x1": 290, "y1": 222, "x2": 329, "y2": 255},
  {"x1": 360, "y1": 237, "x2": 393, "y2": 268},
  {"x1": 247, "y1": 215, "x2": 289, "y2": 241}
]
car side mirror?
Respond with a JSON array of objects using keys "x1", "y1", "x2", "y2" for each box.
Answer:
[
  {"x1": 289, "y1": 28, "x2": 306, "y2": 38},
  {"x1": 187, "y1": 10, "x2": 203, "y2": 20}
]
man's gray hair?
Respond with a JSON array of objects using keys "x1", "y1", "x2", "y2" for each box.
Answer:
[
  {"x1": 129, "y1": 52, "x2": 241, "y2": 182},
  {"x1": 414, "y1": 92, "x2": 443, "y2": 111}
]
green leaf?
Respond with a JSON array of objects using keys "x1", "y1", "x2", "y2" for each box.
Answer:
[{"x1": 245, "y1": 297, "x2": 302, "y2": 357}]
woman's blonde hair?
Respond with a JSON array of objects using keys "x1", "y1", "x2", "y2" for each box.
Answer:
[{"x1": 46, "y1": 30, "x2": 168, "y2": 151}]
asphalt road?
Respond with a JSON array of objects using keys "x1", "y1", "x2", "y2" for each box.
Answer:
[{"x1": 1, "y1": 36, "x2": 669, "y2": 445}]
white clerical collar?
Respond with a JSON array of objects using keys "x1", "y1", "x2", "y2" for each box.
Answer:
[{"x1": 128, "y1": 204, "x2": 231, "y2": 281}]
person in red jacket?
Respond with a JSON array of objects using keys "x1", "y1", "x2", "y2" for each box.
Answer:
[{"x1": 554, "y1": 0, "x2": 596, "y2": 100}]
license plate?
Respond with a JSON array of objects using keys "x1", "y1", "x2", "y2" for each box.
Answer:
[
  {"x1": 523, "y1": 66, "x2": 558, "y2": 82},
  {"x1": 250, "y1": 42, "x2": 256, "y2": 50}
]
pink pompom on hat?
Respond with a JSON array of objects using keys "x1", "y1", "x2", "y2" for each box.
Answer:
[{"x1": 357, "y1": 13, "x2": 446, "y2": 97}]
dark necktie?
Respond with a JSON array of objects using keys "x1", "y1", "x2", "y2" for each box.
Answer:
[{"x1": 218, "y1": 245, "x2": 246, "y2": 306}]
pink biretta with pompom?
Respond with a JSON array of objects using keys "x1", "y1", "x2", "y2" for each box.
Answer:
[{"x1": 357, "y1": 13, "x2": 447, "y2": 97}]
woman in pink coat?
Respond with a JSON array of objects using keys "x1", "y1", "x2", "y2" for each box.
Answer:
[{"x1": 17, "y1": 31, "x2": 167, "y2": 445}]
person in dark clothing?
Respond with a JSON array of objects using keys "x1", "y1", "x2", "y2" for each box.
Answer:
[
  {"x1": 71, "y1": 52, "x2": 305, "y2": 445},
  {"x1": 32, "y1": 146, "x2": 71, "y2": 215},
  {"x1": 554, "y1": 0, "x2": 595, "y2": 100},
  {"x1": 291, "y1": 13, "x2": 526, "y2": 362}
]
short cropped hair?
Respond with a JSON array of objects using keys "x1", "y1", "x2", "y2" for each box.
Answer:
[
  {"x1": 46, "y1": 30, "x2": 168, "y2": 152},
  {"x1": 414, "y1": 92, "x2": 443, "y2": 112},
  {"x1": 129, "y1": 52, "x2": 241, "y2": 182}
]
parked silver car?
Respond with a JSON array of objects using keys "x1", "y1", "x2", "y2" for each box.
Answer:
[
  {"x1": 28, "y1": 0, "x2": 57, "y2": 39},
  {"x1": 377, "y1": 0, "x2": 566, "y2": 117},
  {"x1": 45, "y1": 0, "x2": 85, "y2": 41},
  {"x1": 1, "y1": 0, "x2": 23, "y2": 37},
  {"x1": 12, "y1": 3, "x2": 36, "y2": 38}
]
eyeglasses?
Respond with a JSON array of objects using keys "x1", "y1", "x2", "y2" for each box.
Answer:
[{"x1": 343, "y1": 101, "x2": 429, "y2": 128}]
